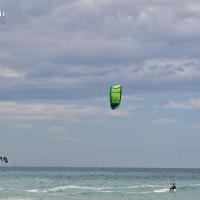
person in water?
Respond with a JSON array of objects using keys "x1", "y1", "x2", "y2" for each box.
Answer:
[{"x1": 170, "y1": 183, "x2": 176, "y2": 191}]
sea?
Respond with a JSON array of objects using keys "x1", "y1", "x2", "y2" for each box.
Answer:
[{"x1": 0, "y1": 167, "x2": 199, "y2": 200}]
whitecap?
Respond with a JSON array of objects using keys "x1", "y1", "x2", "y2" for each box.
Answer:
[
  {"x1": 25, "y1": 189, "x2": 40, "y2": 193},
  {"x1": 46, "y1": 185, "x2": 102, "y2": 192},
  {"x1": 154, "y1": 188, "x2": 169, "y2": 193}
]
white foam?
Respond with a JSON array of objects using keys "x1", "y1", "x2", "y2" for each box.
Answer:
[
  {"x1": 47, "y1": 184, "x2": 159, "y2": 191},
  {"x1": 46, "y1": 185, "x2": 154, "y2": 192},
  {"x1": 98, "y1": 190, "x2": 114, "y2": 193},
  {"x1": 26, "y1": 184, "x2": 171, "y2": 194},
  {"x1": 140, "y1": 191, "x2": 154, "y2": 194},
  {"x1": 26, "y1": 189, "x2": 40, "y2": 193},
  {"x1": 154, "y1": 188, "x2": 169, "y2": 193},
  {"x1": 47, "y1": 185, "x2": 103, "y2": 192}
]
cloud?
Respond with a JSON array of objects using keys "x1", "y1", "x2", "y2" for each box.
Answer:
[
  {"x1": 166, "y1": 99, "x2": 200, "y2": 109},
  {"x1": 0, "y1": 65, "x2": 24, "y2": 79},
  {"x1": 11, "y1": 123, "x2": 32, "y2": 129},
  {"x1": 1, "y1": 0, "x2": 200, "y2": 100},
  {"x1": 0, "y1": 101, "x2": 129, "y2": 122},
  {"x1": 151, "y1": 118, "x2": 176, "y2": 126},
  {"x1": 191, "y1": 123, "x2": 200, "y2": 129},
  {"x1": 48, "y1": 126, "x2": 65, "y2": 134}
]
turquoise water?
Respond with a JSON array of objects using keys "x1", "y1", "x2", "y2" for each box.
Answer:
[{"x1": 0, "y1": 167, "x2": 200, "y2": 200}]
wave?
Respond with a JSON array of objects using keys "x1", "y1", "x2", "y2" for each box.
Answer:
[
  {"x1": 153, "y1": 188, "x2": 169, "y2": 193},
  {"x1": 25, "y1": 183, "x2": 200, "y2": 194},
  {"x1": 25, "y1": 184, "x2": 166, "y2": 194},
  {"x1": 26, "y1": 185, "x2": 104, "y2": 193},
  {"x1": 47, "y1": 185, "x2": 101, "y2": 192},
  {"x1": 45, "y1": 184, "x2": 165, "y2": 192},
  {"x1": 26, "y1": 189, "x2": 40, "y2": 193}
]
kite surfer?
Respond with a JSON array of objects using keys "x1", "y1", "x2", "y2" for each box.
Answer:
[{"x1": 170, "y1": 183, "x2": 176, "y2": 192}]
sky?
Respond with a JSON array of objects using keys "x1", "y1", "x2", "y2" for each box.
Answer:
[{"x1": 0, "y1": 0, "x2": 200, "y2": 167}]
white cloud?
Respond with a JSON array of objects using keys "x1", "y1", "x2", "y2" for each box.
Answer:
[
  {"x1": 0, "y1": 101, "x2": 129, "y2": 122},
  {"x1": 0, "y1": 65, "x2": 25, "y2": 79},
  {"x1": 166, "y1": 99, "x2": 200, "y2": 109},
  {"x1": 48, "y1": 126, "x2": 65, "y2": 133},
  {"x1": 1, "y1": 0, "x2": 200, "y2": 99},
  {"x1": 191, "y1": 123, "x2": 200, "y2": 129},
  {"x1": 12, "y1": 123, "x2": 32, "y2": 129},
  {"x1": 151, "y1": 118, "x2": 176, "y2": 126}
]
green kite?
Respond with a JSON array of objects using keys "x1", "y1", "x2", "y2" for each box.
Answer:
[{"x1": 109, "y1": 85, "x2": 122, "y2": 109}]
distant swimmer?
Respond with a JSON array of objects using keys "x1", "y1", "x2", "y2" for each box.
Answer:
[{"x1": 170, "y1": 183, "x2": 176, "y2": 192}]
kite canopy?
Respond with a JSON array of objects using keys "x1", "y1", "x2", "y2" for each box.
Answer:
[{"x1": 110, "y1": 85, "x2": 122, "y2": 109}]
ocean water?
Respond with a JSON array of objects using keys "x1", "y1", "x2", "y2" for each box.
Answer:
[{"x1": 0, "y1": 167, "x2": 199, "y2": 200}]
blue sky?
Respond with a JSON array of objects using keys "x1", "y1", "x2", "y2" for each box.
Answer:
[{"x1": 1, "y1": 0, "x2": 200, "y2": 167}]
